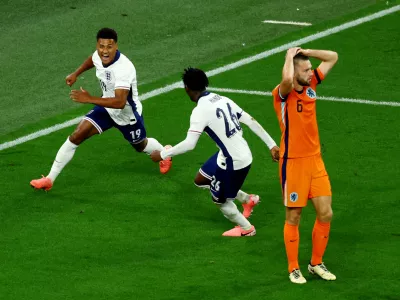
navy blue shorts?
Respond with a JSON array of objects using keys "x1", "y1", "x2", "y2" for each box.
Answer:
[
  {"x1": 84, "y1": 105, "x2": 147, "y2": 144},
  {"x1": 200, "y1": 152, "x2": 251, "y2": 204}
]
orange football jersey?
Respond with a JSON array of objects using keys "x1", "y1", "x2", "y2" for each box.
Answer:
[{"x1": 273, "y1": 68, "x2": 325, "y2": 158}]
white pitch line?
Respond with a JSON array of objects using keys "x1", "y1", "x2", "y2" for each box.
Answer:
[
  {"x1": 206, "y1": 5, "x2": 399, "y2": 77},
  {"x1": 0, "y1": 5, "x2": 399, "y2": 152},
  {"x1": 208, "y1": 87, "x2": 273, "y2": 97},
  {"x1": 0, "y1": 117, "x2": 84, "y2": 151},
  {"x1": 263, "y1": 20, "x2": 312, "y2": 26},
  {"x1": 207, "y1": 87, "x2": 400, "y2": 107}
]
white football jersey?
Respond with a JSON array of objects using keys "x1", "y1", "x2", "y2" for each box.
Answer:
[
  {"x1": 92, "y1": 50, "x2": 142, "y2": 125},
  {"x1": 189, "y1": 92, "x2": 252, "y2": 170}
]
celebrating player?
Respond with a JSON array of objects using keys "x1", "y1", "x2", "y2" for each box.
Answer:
[
  {"x1": 273, "y1": 47, "x2": 338, "y2": 283},
  {"x1": 151, "y1": 68, "x2": 279, "y2": 236},
  {"x1": 30, "y1": 28, "x2": 172, "y2": 191}
]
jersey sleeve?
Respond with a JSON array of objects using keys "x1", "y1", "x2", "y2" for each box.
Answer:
[
  {"x1": 188, "y1": 106, "x2": 208, "y2": 134},
  {"x1": 272, "y1": 84, "x2": 288, "y2": 102},
  {"x1": 114, "y1": 64, "x2": 135, "y2": 90},
  {"x1": 311, "y1": 67, "x2": 325, "y2": 87}
]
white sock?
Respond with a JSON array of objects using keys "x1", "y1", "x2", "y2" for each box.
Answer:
[
  {"x1": 219, "y1": 200, "x2": 252, "y2": 230},
  {"x1": 143, "y1": 137, "x2": 164, "y2": 154},
  {"x1": 196, "y1": 186, "x2": 250, "y2": 204},
  {"x1": 236, "y1": 190, "x2": 250, "y2": 203},
  {"x1": 47, "y1": 137, "x2": 78, "y2": 182}
]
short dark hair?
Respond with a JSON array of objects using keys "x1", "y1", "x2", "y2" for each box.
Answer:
[
  {"x1": 182, "y1": 67, "x2": 209, "y2": 92},
  {"x1": 293, "y1": 53, "x2": 309, "y2": 64},
  {"x1": 96, "y1": 28, "x2": 118, "y2": 42}
]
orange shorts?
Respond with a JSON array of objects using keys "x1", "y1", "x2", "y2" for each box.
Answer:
[{"x1": 279, "y1": 154, "x2": 331, "y2": 207}]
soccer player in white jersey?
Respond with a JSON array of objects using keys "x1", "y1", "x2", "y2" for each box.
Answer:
[
  {"x1": 30, "y1": 28, "x2": 172, "y2": 191},
  {"x1": 151, "y1": 68, "x2": 279, "y2": 236}
]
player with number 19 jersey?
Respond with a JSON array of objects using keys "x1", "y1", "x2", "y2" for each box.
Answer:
[
  {"x1": 30, "y1": 28, "x2": 172, "y2": 193},
  {"x1": 89, "y1": 50, "x2": 142, "y2": 127}
]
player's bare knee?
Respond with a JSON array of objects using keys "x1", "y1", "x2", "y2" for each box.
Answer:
[
  {"x1": 69, "y1": 131, "x2": 84, "y2": 145},
  {"x1": 70, "y1": 121, "x2": 98, "y2": 145},
  {"x1": 194, "y1": 177, "x2": 201, "y2": 186},
  {"x1": 287, "y1": 215, "x2": 301, "y2": 225},
  {"x1": 318, "y1": 208, "x2": 333, "y2": 222},
  {"x1": 194, "y1": 174, "x2": 210, "y2": 188},
  {"x1": 193, "y1": 181, "x2": 209, "y2": 190},
  {"x1": 286, "y1": 207, "x2": 302, "y2": 225},
  {"x1": 132, "y1": 140, "x2": 146, "y2": 152},
  {"x1": 132, "y1": 144, "x2": 144, "y2": 152}
]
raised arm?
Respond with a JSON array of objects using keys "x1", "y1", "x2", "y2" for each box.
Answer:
[
  {"x1": 300, "y1": 49, "x2": 338, "y2": 77},
  {"x1": 150, "y1": 107, "x2": 206, "y2": 162},
  {"x1": 158, "y1": 132, "x2": 201, "y2": 160},
  {"x1": 66, "y1": 55, "x2": 95, "y2": 87},
  {"x1": 279, "y1": 47, "x2": 301, "y2": 97}
]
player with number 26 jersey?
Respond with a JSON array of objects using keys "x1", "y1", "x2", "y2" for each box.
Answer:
[
  {"x1": 189, "y1": 92, "x2": 253, "y2": 171},
  {"x1": 150, "y1": 68, "x2": 279, "y2": 237}
]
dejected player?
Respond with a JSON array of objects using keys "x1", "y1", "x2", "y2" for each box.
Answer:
[{"x1": 273, "y1": 47, "x2": 338, "y2": 284}]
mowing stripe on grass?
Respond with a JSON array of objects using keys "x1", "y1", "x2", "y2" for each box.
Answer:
[
  {"x1": 1, "y1": 5, "x2": 399, "y2": 151},
  {"x1": 207, "y1": 87, "x2": 400, "y2": 107}
]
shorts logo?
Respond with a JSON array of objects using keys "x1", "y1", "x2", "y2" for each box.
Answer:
[
  {"x1": 290, "y1": 192, "x2": 298, "y2": 202},
  {"x1": 306, "y1": 87, "x2": 316, "y2": 98},
  {"x1": 105, "y1": 71, "x2": 111, "y2": 81}
]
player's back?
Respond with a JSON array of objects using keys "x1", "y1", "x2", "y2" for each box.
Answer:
[
  {"x1": 195, "y1": 92, "x2": 252, "y2": 170},
  {"x1": 273, "y1": 69, "x2": 324, "y2": 159}
]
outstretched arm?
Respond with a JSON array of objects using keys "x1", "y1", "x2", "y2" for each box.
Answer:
[
  {"x1": 300, "y1": 49, "x2": 338, "y2": 77},
  {"x1": 150, "y1": 132, "x2": 201, "y2": 162},
  {"x1": 66, "y1": 56, "x2": 95, "y2": 87},
  {"x1": 239, "y1": 112, "x2": 280, "y2": 162},
  {"x1": 151, "y1": 107, "x2": 206, "y2": 162}
]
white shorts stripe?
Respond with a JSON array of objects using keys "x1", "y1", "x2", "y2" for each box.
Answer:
[
  {"x1": 281, "y1": 102, "x2": 286, "y2": 126},
  {"x1": 83, "y1": 117, "x2": 103, "y2": 134},
  {"x1": 284, "y1": 182, "x2": 288, "y2": 206},
  {"x1": 199, "y1": 168, "x2": 213, "y2": 180}
]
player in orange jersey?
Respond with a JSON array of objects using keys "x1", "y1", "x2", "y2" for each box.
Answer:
[{"x1": 272, "y1": 47, "x2": 338, "y2": 284}]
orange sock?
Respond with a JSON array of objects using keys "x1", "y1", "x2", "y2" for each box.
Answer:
[
  {"x1": 311, "y1": 219, "x2": 331, "y2": 266},
  {"x1": 284, "y1": 221, "x2": 299, "y2": 273}
]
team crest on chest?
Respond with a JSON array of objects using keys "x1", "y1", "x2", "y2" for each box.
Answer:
[
  {"x1": 105, "y1": 71, "x2": 112, "y2": 81},
  {"x1": 306, "y1": 87, "x2": 316, "y2": 98}
]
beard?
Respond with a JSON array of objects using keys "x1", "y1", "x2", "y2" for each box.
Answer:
[{"x1": 297, "y1": 77, "x2": 310, "y2": 86}]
